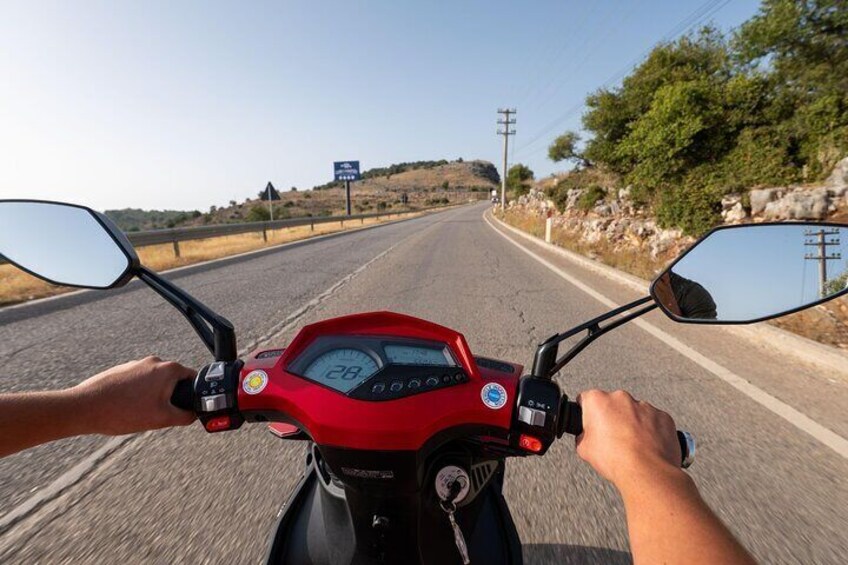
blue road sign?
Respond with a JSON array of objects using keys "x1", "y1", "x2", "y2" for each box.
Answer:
[{"x1": 334, "y1": 161, "x2": 361, "y2": 182}]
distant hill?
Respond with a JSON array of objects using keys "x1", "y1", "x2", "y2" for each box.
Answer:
[
  {"x1": 106, "y1": 159, "x2": 497, "y2": 231},
  {"x1": 105, "y1": 208, "x2": 201, "y2": 231},
  {"x1": 313, "y1": 159, "x2": 499, "y2": 192}
]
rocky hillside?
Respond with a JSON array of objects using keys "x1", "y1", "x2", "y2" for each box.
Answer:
[
  {"x1": 517, "y1": 157, "x2": 848, "y2": 266},
  {"x1": 314, "y1": 159, "x2": 499, "y2": 193},
  {"x1": 507, "y1": 157, "x2": 848, "y2": 347},
  {"x1": 107, "y1": 159, "x2": 497, "y2": 231}
]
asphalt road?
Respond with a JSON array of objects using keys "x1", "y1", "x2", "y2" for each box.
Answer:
[{"x1": 1, "y1": 202, "x2": 847, "y2": 563}]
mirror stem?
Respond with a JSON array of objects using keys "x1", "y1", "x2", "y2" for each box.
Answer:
[
  {"x1": 531, "y1": 296, "x2": 655, "y2": 379},
  {"x1": 136, "y1": 267, "x2": 238, "y2": 362}
]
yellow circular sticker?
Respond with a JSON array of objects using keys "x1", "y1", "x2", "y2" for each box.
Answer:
[{"x1": 242, "y1": 370, "x2": 268, "y2": 395}]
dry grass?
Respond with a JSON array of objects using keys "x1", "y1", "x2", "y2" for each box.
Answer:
[
  {"x1": 0, "y1": 266, "x2": 59, "y2": 306},
  {"x1": 0, "y1": 212, "x2": 420, "y2": 307},
  {"x1": 500, "y1": 210, "x2": 665, "y2": 280}
]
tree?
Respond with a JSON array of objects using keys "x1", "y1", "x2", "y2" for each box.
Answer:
[
  {"x1": 506, "y1": 164, "x2": 535, "y2": 196},
  {"x1": 548, "y1": 131, "x2": 590, "y2": 167},
  {"x1": 441, "y1": 180, "x2": 450, "y2": 190},
  {"x1": 734, "y1": 0, "x2": 848, "y2": 176},
  {"x1": 582, "y1": 28, "x2": 731, "y2": 174},
  {"x1": 615, "y1": 79, "x2": 727, "y2": 192}
]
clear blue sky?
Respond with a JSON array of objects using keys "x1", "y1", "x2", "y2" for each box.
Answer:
[
  {"x1": 0, "y1": 0, "x2": 761, "y2": 212},
  {"x1": 672, "y1": 226, "x2": 848, "y2": 321}
]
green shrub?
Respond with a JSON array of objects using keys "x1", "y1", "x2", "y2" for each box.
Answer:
[
  {"x1": 246, "y1": 205, "x2": 271, "y2": 222},
  {"x1": 577, "y1": 185, "x2": 606, "y2": 211},
  {"x1": 655, "y1": 177, "x2": 722, "y2": 236}
]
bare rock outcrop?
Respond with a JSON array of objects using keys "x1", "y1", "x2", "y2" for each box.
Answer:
[{"x1": 512, "y1": 156, "x2": 847, "y2": 269}]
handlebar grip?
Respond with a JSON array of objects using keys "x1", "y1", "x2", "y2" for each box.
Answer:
[
  {"x1": 560, "y1": 401, "x2": 696, "y2": 468},
  {"x1": 562, "y1": 400, "x2": 583, "y2": 436},
  {"x1": 170, "y1": 378, "x2": 195, "y2": 411}
]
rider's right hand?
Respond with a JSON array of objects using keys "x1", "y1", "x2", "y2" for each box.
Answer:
[{"x1": 574, "y1": 389, "x2": 683, "y2": 491}]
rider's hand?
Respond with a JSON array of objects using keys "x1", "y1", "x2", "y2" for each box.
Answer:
[
  {"x1": 574, "y1": 389, "x2": 681, "y2": 491},
  {"x1": 71, "y1": 356, "x2": 196, "y2": 435}
]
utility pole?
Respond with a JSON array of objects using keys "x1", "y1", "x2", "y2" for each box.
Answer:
[
  {"x1": 804, "y1": 228, "x2": 842, "y2": 298},
  {"x1": 497, "y1": 108, "x2": 516, "y2": 212}
]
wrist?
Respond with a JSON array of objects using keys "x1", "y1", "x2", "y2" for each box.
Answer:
[
  {"x1": 63, "y1": 385, "x2": 105, "y2": 436},
  {"x1": 613, "y1": 454, "x2": 694, "y2": 501}
]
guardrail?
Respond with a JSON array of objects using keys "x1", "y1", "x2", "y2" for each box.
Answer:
[
  {"x1": 129, "y1": 207, "x2": 439, "y2": 257},
  {"x1": 0, "y1": 199, "x2": 484, "y2": 264}
]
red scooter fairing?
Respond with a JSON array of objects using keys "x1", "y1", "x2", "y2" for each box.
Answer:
[{"x1": 237, "y1": 311, "x2": 522, "y2": 451}]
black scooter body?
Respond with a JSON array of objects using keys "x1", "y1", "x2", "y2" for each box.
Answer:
[{"x1": 265, "y1": 444, "x2": 523, "y2": 564}]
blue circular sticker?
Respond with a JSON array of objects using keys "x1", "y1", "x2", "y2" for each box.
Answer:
[{"x1": 481, "y1": 383, "x2": 508, "y2": 410}]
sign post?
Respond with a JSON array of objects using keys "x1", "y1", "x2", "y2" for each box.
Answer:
[
  {"x1": 333, "y1": 161, "x2": 361, "y2": 216},
  {"x1": 261, "y1": 182, "x2": 281, "y2": 221}
]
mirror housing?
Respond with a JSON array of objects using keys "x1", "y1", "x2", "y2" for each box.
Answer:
[
  {"x1": 0, "y1": 199, "x2": 139, "y2": 289},
  {"x1": 0, "y1": 199, "x2": 237, "y2": 362},
  {"x1": 651, "y1": 222, "x2": 848, "y2": 324}
]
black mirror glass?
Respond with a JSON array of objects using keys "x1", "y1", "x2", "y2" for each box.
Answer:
[
  {"x1": 651, "y1": 223, "x2": 848, "y2": 324},
  {"x1": 0, "y1": 201, "x2": 135, "y2": 289}
]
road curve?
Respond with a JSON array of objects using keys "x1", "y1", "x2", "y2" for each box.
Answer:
[{"x1": 1, "y1": 202, "x2": 846, "y2": 563}]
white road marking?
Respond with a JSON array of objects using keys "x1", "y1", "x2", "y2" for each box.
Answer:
[
  {"x1": 484, "y1": 212, "x2": 848, "y2": 460},
  {"x1": 0, "y1": 436, "x2": 131, "y2": 533}
]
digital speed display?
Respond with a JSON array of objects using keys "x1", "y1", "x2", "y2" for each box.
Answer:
[
  {"x1": 302, "y1": 348, "x2": 380, "y2": 393},
  {"x1": 385, "y1": 344, "x2": 452, "y2": 366},
  {"x1": 290, "y1": 337, "x2": 461, "y2": 396}
]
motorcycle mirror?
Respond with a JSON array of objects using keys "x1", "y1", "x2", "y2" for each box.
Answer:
[
  {"x1": 650, "y1": 222, "x2": 848, "y2": 324},
  {"x1": 0, "y1": 200, "x2": 138, "y2": 289},
  {"x1": 0, "y1": 199, "x2": 237, "y2": 361}
]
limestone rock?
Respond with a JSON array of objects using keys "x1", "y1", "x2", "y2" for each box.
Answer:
[
  {"x1": 593, "y1": 204, "x2": 612, "y2": 216},
  {"x1": 565, "y1": 189, "x2": 583, "y2": 210},
  {"x1": 749, "y1": 188, "x2": 780, "y2": 215},
  {"x1": 721, "y1": 194, "x2": 742, "y2": 210},
  {"x1": 826, "y1": 157, "x2": 848, "y2": 199},
  {"x1": 764, "y1": 188, "x2": 829, "y2": 220},
  {"x1": 722, "y1": 202, "x2": 747, "y2": 223}
]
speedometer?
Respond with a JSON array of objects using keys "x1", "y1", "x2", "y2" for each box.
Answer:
[
  {"x1": 302, "y1": 348, "x2": 380, "y2": 393},
  {"x1": 385, "y1": 344, "x2": 453, "y2": 366}
]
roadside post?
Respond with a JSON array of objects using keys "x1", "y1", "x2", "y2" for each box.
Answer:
[
  {"x1": 545, "y1": 210, "x2": 553, "y2": 243},
  {"x1": 334, "y1": 161, "x2": 361, "y2": 216},
  {"x1": 261, "y1": 182, "x2": 281, "y2": 222}
]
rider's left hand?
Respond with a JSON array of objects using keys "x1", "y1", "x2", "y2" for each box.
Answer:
[{"x1": 71, "y1": 356, "x2": 196, "y2": 435}]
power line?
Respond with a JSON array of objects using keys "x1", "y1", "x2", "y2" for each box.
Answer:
[
  {"x1": 527, "y1": 1, "x2": 642, "y2": 116},
  {"x1": 513, "y1": 0, "x2": 735, "y2": 159},
  {"x1": 513, "y1": 4, "x2": 598, "y2": 107},
  {"x1": 518, "y1": 1, "x2": 622, "y2": 112}
]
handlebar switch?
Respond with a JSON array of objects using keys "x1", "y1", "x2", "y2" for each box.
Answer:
[
  {"x1": 194, "y1": 361, "x2": 244, "y2": 433},
  {"x1": 511, "y1": 376, "x2": 561, "y2": 455}
]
